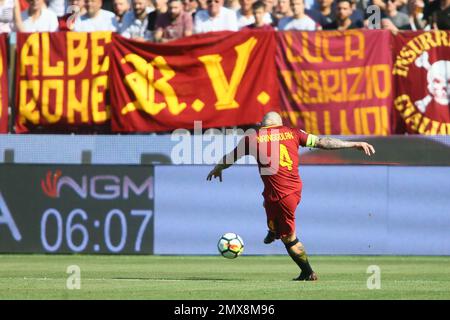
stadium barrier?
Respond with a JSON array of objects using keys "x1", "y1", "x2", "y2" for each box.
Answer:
[
  {"x1": 1, "y1": 163, "x2": 449, "y2": 255},
  {"x1": 1, "y1": 134, "x2": 450, "y2": 165},
  {"x1": 1, "y1": 30, "x2": 449, "y2": 135},
  {"x1": 0, "y1": 135, "x2": 449, "y2": 255}
]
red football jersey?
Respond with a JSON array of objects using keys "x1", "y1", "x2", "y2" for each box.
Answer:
[{"x1": 234, "y1": 125, "x2": 313, "y2": 202}]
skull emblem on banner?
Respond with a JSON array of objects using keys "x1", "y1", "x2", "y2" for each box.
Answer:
[{"x1": 414, "y1": 51, "x2": 450, "y2": 113}]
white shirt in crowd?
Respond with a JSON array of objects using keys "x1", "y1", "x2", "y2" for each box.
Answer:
[
  {"x1": 120, "y1": 13, "x2": 153, "y2": 41},
  {"x1": 0, "y1": 0, "x2": 14, "y2": 33},
  {"x1": 194, "y1": 6, "x2": 238, "y2": 33},
  {"x1": 73, "y1": 9, "x2": 119, "y2": 32},
  {"x1": 20, "y1": 7, "x2": 59, "y2": 32},
  {"x1": 278, "y1": 15, "x2": 318, "y2": 31},
  {"x1": 47, "y1": 0, "x2": 67, "y2": 17},
  {"x1": 304, "y1": 0, "x2": 314, "y2": 10},
  {"x1": 120, "y1": 6, "x2": 155, "y2": 29},
  {"x1": 236, "y1": 10, "x2": 272, "y2": 30}
]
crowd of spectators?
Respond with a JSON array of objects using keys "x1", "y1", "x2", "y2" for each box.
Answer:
[{"x1": 0, "y1": 0, "x2": 448, "y2": 41}]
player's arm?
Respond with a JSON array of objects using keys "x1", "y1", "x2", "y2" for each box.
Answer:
[
  {"x1": 206, "y1": 155, "x2": 233, "y2": 182},
  {"x1": 206, "y1": 137, "x2": 249, "y2": 182},
  {"x1": 309, "y1": 135, "x2": 375, "y2": 156}
]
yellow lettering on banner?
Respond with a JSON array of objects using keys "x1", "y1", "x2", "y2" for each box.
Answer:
[
  {"x1": 284, "y1": 31, "x2": 365, "y2": 64},
  {"x1": 345, "y1": 30, "x2": 364, "y2": 61},
  {"x1": 393, "y1": 47, "x2": 418, "y2": 77},
  {"x1": 19, "y1": 80, "x2": 40, "y2": 124},
  {"x1": 361, "y1": 106, "x2": 381, "y2": 135},
  {"x1": 322, "y1": 32, "x2": 343, "y2": 63},
  {"x1": 430, "y1": 120, "x2": 448, "y2": 135},
  {"x1": 285, "y1": 32, "x2": 303, "y2": 63},
  {"x1": 67, "y1": 32, "x2": 88, "y2": 75},
  {"x1": 395, "y1": 95, "x2": 416, "y2": 118},
  {"x1": 435, "y1": 30, "x2": 449, "y2": 46},
  {"x1": 42, "y1": 80, "x2": 63, "y2": 123},
  {"x1": 281, "y1": 111, "x2": 301, "y2": 127},
  {"x1": 371, "y1": 64, "x2": 391, "y2": 99},
  {"x1": 121, "y1": 54, "x2": 185, "y2": 116},
  {"x1": 122, "y1": 54, "x2": 165, "y2": 116},
  {"x1": 339, "y1": 106, "x2": 389, "y2": 135},
  {"x1": 91, "y1": 32, "x2": 111, "y2": 75},
  {"x1": 280, "y1": 70, "x2": 293, "y2": 89},
  {"x1": 285, "y1": 65, "x2": 390, "y2": 105},
  {"x1": 341, "y1": 68, "x2": 348, "y2": 101},
  {"x1": 283, "y1": 107, "x2": 388, "y2": 135},
  {"x1": 291, "y1": 72, "x2": 303, "y2": 103},
  {"x1": 418, "y1": 116, "x2": 431, "y2": 133},
  {"x1": 398, "y1": 48, "x2": 416, "y2": 62},
  {"x1": 302, "y1": 32, "x2": 322, "y2": 63},
  {"x1": 381, "y1": 106, "x2": 389, "y2": 135},
  {"x1": 41, "y1": 33, "x2": 64, "y2": 76},
  {"x1": 300, "y1": 111, "x2": 319, "y2": 134},
  {"x1": 408, "y1": 40, "x2": 423, "y2": 55},
  {"x1": 320, "y1": 69, "x2": 342, "y2": 103},
  {"x1": 20, "y1": 33, "x2": 40, "y2": 76},
  {"x1": 354, "y1": 108, "x2": 362, "y2": 134},
  {"x1": 282, "y1": 111, "x2": 320, "y2": 133},
  {"x1": 347, "y1": 67, "x2": 365, "y2": 101},
  {"x1": 405, "y1": 112, "x2": 422, "y2": 130},
  {"x1": 67, "y1": 79, "x2": 89, "y2": 123},
  {"x1": 302, "y1": 70, "x2": 322, "y2": 103},
  {"x1": 429, "y1": 120, "x2": 440, "y2": 135},
  {"x1": 394, "y1": 94, "x2": 450, "y2": 134},
  {"x1": 199, "y1": 37, "x2": 257, "y2": 110},
  {"x1": 323, "y1": 110, "x2": 331, "y2": 135},
  {"x1": 392, "y1": 62, "x2": 408, "y2": 77},
  {"x1": 287, "y1": 111, "x2": 298, "y2": 126},
  {"x1": 152, "y1": 56, "x2": 186, "y2": 115},
  {"x1": 416, "y1": 32, "x2": 437, "y2": 52},
  {"x1": 365, "y1": 66, "x2": 373, "y2": 99},
  {"x1": 437, "y1": 123, "x2": 447, "y2": 134},
  {"x1": 91, "y1": 75, "x2": 110, "y2": 123}
]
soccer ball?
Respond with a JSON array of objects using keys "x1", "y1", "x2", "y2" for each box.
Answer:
[{"x1": 217, "y1": 233, "x2": 244, "y2": 259}]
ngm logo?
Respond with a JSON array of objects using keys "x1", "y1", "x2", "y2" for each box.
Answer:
[{"x1": 41, "y1": 170, "x2": 153, "y2": 200}]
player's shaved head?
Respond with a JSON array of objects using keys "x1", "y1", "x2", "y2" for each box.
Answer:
[{"x1": 262, "y1": 112, "x2": 283, "y2": 126}]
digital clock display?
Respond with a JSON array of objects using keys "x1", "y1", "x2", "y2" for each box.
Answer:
[{"x1": 0, "y1": 165, "x2": 154, "y2": 254}]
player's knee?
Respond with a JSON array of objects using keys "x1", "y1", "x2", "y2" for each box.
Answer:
[
  {"x1": 281, "y1": 233, "x2": 297, "y2": 244},
  {"x1": 282, "y1": 234, "x2": 305, "y2": 254}
]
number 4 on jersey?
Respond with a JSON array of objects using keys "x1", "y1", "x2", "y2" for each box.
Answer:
[{"x1": 279, "y1": 144, "x2": 293, "y2": 171}]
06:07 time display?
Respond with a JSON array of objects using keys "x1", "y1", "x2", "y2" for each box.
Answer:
[{"x1": 40, "y1": 208, "x2": 153, "y2": 253}]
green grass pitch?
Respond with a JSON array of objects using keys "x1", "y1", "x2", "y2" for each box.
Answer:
[{"x1": 1, "y1": 255, "x2": 449, "y2": 299}]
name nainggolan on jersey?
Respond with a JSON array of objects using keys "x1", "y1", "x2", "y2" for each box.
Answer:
[{"x1": 256, "y1": 132, "x2": 295, "y2": 143}]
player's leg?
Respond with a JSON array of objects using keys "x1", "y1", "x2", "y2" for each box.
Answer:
[
  {"x1": 277, "y1": 193, "x2": 317, "y2": 281},
  {"x1": 281, "y1": 233, "x2": 317, "y2": 281},
  {"x1": 263, "y1": 200, "x2": 277, "y2": 244},
  {"x1": 264, "y1": 230, "x2": 276, "y2": 244}
]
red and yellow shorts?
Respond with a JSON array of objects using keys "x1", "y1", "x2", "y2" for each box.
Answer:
[{"x1": 264, "y1": 193, "x2": 301, "y2": 239}]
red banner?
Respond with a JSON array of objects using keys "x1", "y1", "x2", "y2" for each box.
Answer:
[
  {"x1": 392, "y1": 31, "x2": 450, "y2": 135},
  {"x1": 276, "y1": 30, "x2": 393, "y2": 135},
  {"x1": 0, "y1": 34, "x2": 8, "y2": 133},
  {"x1": 109, "y1": 31, "x2": 279, "y2": 132},
  {"x1": 15, "y1": 32, "x2": 112, "y2": 133}
]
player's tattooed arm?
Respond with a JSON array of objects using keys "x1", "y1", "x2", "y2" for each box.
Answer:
[{"x1": 314, "y1": 136, "x2": 376, "y2": 156}]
